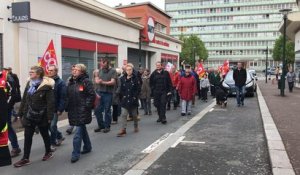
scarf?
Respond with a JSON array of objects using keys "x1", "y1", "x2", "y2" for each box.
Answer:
[{"x1": 27, "y1": 79, "x2": 42, "y2": 95}]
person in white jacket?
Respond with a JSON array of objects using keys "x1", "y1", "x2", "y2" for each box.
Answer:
[{"x1": 200, "y1": 74, "x2": 210, "y2": 102}]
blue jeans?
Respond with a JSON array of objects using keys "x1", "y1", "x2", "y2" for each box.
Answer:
[
  {"x1": 8, "y1": 110, "x2": 19, "y2": 149},
  {"x1": 95, "y1": 91, "x2": 113, "y2": 129},
  {"x1": 72, "y1": 125, "x2": 92, "y2": 159},
  {"x1": 235, "y1": 86, "x2": 246, "y2": 105},
  {"x1": 50, "y1": 113, "x2": 63, "y2": 145}
]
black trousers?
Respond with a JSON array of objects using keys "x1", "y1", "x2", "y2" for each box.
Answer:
[
  {"x1": 288, "y1": 82, "x2": 294, "y2": 92},
  {"x1": 112, "y1": 104, "x2": 121, "y2": 122},
  {"x1": 23, "y1": 123, "x2": 51, "y2": 159},
  {"x1": 154, "y1": 92, "x2": 167, "y2": 121},
  {"x1": 201, "y1": 88, "x2": 208, "y2": 100},
  {"x1": 210, "y1": 85, "x2": 216, "y2": 97}
]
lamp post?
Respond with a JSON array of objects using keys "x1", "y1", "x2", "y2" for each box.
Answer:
[
  {"x1": 265, "y1": 46, "x2": 268, "y2": 83},
  {"x1": 279, "y1": 9, "x2": 292, "y2": 96}
]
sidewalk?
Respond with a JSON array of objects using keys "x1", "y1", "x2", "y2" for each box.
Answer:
[
  {"x1": 259, "y1": 81, "x2": 300, "y2": 175},
  {"x1": 140, "y1": 97, "x2": 272, "y2": 175}
]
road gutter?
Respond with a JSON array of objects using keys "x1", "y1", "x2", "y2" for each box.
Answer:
[
  {"x1": 124, "y1": 100, "x2": 216, "y2": 175},
  {"x1": 257, "y1": 85, "x2": 295, "y2": 175}
]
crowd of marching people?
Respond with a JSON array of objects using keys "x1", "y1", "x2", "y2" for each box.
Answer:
[{"x1": 0, "y1": 58, "x2": 236, "y2": 168}]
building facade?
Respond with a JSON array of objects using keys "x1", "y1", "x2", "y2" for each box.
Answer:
[
  {"x1": 0, "y1": 0, "x2": 181, "y2": 91},
  {"x1": 165, "y1": 0, "x2": 298, "y2": 70}
]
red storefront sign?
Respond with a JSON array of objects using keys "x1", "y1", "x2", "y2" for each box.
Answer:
[
  {"x1": 62, "y1": 36, "x2": 118, "y2": 54},
  {"x1": 161, "y1": 53, "x2": 178, "y2": 60},
  {"x1": 62, "y1": 37, "x2": 96, "y2": 51}
]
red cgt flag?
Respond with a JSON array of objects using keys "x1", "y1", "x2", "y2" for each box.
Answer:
[
  {"x1": 197, "y1": 63, "x2": 205, "y2": 77},
  {"x1": 221, "y1": 60, "x2": 230, "y2": 76},
  {"x1": 38, "y1": 40, "x2": 58, "y2": 75}
]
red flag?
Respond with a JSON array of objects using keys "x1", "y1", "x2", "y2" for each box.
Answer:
[
  {"x1": 221, "y1": 60, "x2": 229, "y2": 76},
  {"x1": 39, "y1": 40, "x2": 58, "y2": 75},
  {"x1": 197, "y1": 63, "x2": 205, "y2": 77}
]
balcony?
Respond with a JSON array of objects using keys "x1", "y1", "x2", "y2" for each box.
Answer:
[
  {"x1": 166, "y1": 0, "x2": 295, "y2": 11},
  {"x1": 170, "y1": 19, "x2": 282, "y2": 27},
  {"x1": 171, "y1": 28, "x2": 279, "y2": 35}
]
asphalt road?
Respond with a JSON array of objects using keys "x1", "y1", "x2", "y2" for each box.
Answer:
[
  {"x1": 144, "y1": 96, "x2": 272, "y2": 175},
  {"x1": 2, "y1": 98, "x2": 212, "y2": 175}
]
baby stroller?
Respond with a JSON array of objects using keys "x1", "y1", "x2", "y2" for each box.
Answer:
[{"x1": 215, "y1": 83, "x2": 228, "y2": 108}]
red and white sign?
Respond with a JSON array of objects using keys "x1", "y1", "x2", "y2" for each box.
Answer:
[
  {"x1": 38, "y1": 40, "x2": 58, "y2": 75},
  {"x1": 147, "y1": 16, "x2": 155, "y2": 42},
  {"x1": 161, "y1": 53, "x2": 178, "y2": 60},
  {"x1": 142, "y1": 16, "x2": 156, "y2": 42}
]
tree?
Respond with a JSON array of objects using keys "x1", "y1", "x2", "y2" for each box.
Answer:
[
  {"x1": 272, "y1": 35, "x2": 295, "y2": 66},
  {"x1": 179, "y1": 34, "x2": 208, "y2": 66}
]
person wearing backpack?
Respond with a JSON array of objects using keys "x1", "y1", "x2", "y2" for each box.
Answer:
[{"x1": 65, "y1": 64, "x2": 95, "y2": 163}]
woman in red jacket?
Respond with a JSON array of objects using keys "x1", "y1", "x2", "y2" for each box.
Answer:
[{"x1": 178, "y1": 67, "x2": 197, "y2": 116}]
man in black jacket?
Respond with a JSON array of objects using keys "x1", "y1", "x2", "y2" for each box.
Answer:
[
  {"x1": 233, "y1": 62, "x2": 247, "y2": 107},
  {"x1": 150, "y1": 62, "x2": 172, "y2": 124}
]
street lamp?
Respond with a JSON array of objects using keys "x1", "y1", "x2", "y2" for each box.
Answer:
[
  {"x1": 265, "y1": 45, "x2": 268, "y2": 83},
  {"x1": 279, "y1": 8, "x2": 292, "y2": 96}
]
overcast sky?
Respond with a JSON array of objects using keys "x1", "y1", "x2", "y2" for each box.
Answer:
[{"x1": 97, "y1": 0, "x2": 165, "y2": 10}]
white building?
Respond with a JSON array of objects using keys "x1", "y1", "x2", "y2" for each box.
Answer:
[{"x1": 0, "y1": 0, "x2": 182, "y2": 89}]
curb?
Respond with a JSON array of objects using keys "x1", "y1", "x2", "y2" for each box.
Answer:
[{"x1": 256, "y1": 85, "x2": 295, "y2": 175}]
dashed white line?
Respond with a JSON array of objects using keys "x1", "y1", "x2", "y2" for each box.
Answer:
[{"x1": 141, "y1": 133, "x2": 173, "y2": 154}]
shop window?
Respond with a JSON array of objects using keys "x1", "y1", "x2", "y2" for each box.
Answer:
[
  {"x1": 0, "y1": 34, "x2": 2, "y2": 69},
  {"x1": 97, "y1": 43, "x2": 118, "y2": 69},
  {"x1": 62, "y1": 48, "x2": 95, "y2": 81}
]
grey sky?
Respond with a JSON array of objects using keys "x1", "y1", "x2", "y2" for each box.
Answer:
[{"x1": 97, "y1": 0, "x2": 165, "y2": 10}]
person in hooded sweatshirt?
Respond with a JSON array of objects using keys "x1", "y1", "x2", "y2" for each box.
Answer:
[
  {"x1": 178, "y1": 65, "x2": 197, "y2": 116},
  {"x1": 14, "y1": 66, "x2": 55, "y2": 167}
]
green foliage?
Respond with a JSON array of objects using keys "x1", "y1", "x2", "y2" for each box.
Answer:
[
  {"x1": 179, "y1": 34, "x2": 208, "y2": 66},
  {"x1": 272, "y1": 35, "x2": 295, "y2": 65}
]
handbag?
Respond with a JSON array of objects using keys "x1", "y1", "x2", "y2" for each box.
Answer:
[{"x1": 93, "y1": 92, "x2": 101, "y2": 109}]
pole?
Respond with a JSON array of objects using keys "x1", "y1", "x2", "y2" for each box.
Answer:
[
  {"x1": 281, "y1": 14, "x2": 287, "y2": 96},
  {"x1": 265, "y1": 46, "x2": 268, "y2": 83},
  {"x1": 138, "y1": 33, "x2": 142, "y2": 68}
]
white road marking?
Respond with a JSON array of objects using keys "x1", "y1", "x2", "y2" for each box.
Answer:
[
  {"x1": 171, "y1": 136, "x2": 185, "y2": 148},
  {"x1": 141, "y1": 133, "x2": 173, "y2": 154},
  {"x1": 209, "y1": 108, "x2": 214, "y2": 112},
  {"x1": 181, "y1": 141, "x2": 205, "y2": 144},
  {"x1": 124, "y1": 99, "x2": 216, "y2": 175}
]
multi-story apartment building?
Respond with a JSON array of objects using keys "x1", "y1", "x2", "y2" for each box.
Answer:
[{"x1": 165, "y1": 0, "x2": 298, "y2": 70}]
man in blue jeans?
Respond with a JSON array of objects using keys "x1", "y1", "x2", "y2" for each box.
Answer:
[
  {"x1": 48, "y1": 65, "x2": 66, "y2": 148},
  {"x1": 233, "y1": 62, "x2": 247, "y2": 107},
  {"x1": 94, "y1": 59, "x2": 117, "y2": 133}
]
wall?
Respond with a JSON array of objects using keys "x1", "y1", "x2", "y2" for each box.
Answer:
[
  {"x1": 117, "y1": 4, "x2": 171, "y2": 34},
  {"x1": 0, "y1": 0, "x2": 20, "y2": 73}
]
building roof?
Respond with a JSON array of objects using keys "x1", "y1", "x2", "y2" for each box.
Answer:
[{"x1": 115, "y1": 2, "x2": 172, "y2": 19}]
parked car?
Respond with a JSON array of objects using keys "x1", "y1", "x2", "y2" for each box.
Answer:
[
  {"x1": 222, "y1": 70, "x2": 257, "y2": 97},
  {"x1": 263, "y1": 67, "x2": 276, "y2": 75},
  {"x1": 248, "y1": 69, "x2": 258, "y2": 81}
]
